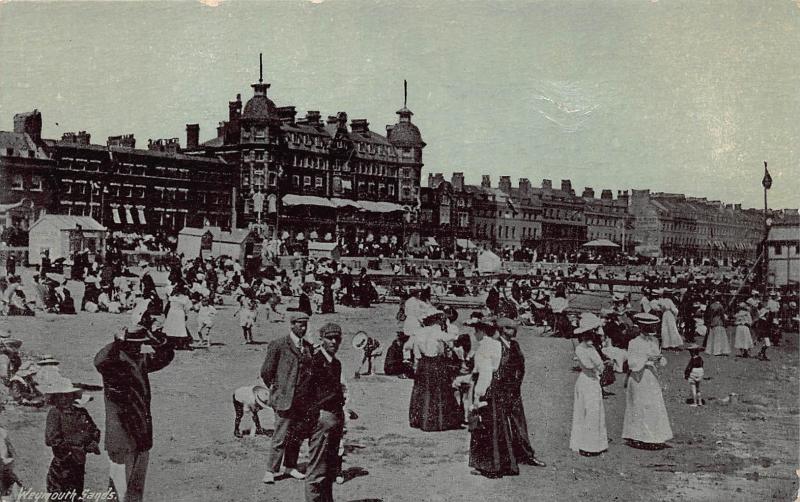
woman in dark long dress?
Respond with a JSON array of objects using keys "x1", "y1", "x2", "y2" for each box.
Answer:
[
  {"x1": 468, "y1": 316, "x2": 518, "y2": 478},
  {"x1": 321, "y1": 273, "x2": 335, "y2": 314},
  {"x1": 408, "y1": 314, "x2": 462, "y2": 432}
]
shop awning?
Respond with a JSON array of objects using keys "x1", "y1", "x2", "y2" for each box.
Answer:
[
  {"x1": 456, "y1": 238, "x2": 477, "y2": 249},
  {"x1": 112, "y1": 208, "x2": 121, "y2": 224},
  {"x1": 359, "y1": 200, "x2": 407, "y2": 213},
  {"x1": 330, "y1": 198, "x2": 361, "y2": 209},
  {"x1": 425, "y1": 236, "x2": 438, "y2": 246},
  {"x1": 282, "y1": 194, "x2": 335, "y2": 208},
  {"x1": 138, "y1": 208, "x2": 147, "y2": 225},
  {"x1": 124, "y1": 206, "x2": 133, "y2": 224}
]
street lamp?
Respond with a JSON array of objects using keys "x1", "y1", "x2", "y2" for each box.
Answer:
[{"x1": 761, "y1": 161, "x2": 772, "y2": 298}]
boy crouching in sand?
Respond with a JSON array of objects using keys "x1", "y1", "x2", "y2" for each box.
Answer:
[{"x1": 233, "y1": 385, "x2": 270, "y2": 438}]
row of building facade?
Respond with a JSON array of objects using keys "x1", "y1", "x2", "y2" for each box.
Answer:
[{"x1": 0, "y1": 68, "x2": 783, "y2": 261}]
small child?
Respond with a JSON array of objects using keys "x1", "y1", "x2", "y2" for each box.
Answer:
[
  {"x1": 335, "y1": 382, "x2": 358, "y2": 485},
  {"x1": 236, "y1": 297, "x2": 258, "y2": 344},
  {"x1": 195, "y1": 298, "x2": 217, "y2": 348},
  {"x1": 733, "y1": 302, "x2": 754, "y2": 358},
  {"x1": 232, "y1": 385, "x2": 270, "y2": 438},
  {"x1": 684, "y1": 344, "x2": 705, "y2": 407},
  {"x1": 353, "y1": 332, "x2": 381, "y2": 378},
  {"x1": 43, "y1": 380, "x2": 101, "y2": 498},
  {"x1": 0, "y1": 417, "x2": 21, "y2": 501}
]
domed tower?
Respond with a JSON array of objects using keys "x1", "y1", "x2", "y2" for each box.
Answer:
[
  {"x1": 240, "y1": 55, "x2": 280, "y2": 142},
  {"x1": 387, "y1": 80, "x2": 425, "y2": 203}
]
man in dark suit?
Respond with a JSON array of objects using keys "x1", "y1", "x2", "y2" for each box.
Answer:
[
  {"x1": 496, "y1": 317, "x2": 546, "y2": 468},
  {"x1": 261, "y1": 313, "x2": 315, "y2": 484},
  {"x1": 94, "y1": 322, "x2": 174, "y2": 502},
  {"x1": 306, "y1": 323, "x2": 345, "y2": 502}
]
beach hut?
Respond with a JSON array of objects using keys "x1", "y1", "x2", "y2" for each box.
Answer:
[
  {"x1": 176, "y1": 227, "x2": 216, "y2": 259},
  {"x1": 308, "y1": 241, "x2": 341, "y2": 261},
  {"x1": 28, "y1": 215, "x2": 106, "y2": 265},
  {"x1": 210, "y1": 228, "x2": 261, "y2": 265}
]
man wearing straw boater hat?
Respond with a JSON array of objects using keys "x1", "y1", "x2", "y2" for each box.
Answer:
[{"x1": 94, "y1": 322, "x2": 173, "y2": 502}]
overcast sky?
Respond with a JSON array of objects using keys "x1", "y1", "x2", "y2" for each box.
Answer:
[{"x1": 1, "y1": 0, "x2": 797, "y2": 209}]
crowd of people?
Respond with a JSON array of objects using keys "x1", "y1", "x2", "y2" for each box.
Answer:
[{"x1": 0, "y1": 245, "x2": 797, "y2": 501}]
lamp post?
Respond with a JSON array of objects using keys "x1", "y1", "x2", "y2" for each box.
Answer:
[{"x1": 761, "y1": 161, "x2": 772, "y2": 298}]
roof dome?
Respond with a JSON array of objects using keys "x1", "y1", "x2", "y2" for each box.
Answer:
[
  {"x1": 388, "y1": 121, "x2": 424, "y2": 147},
  {"x1": 242, "y1": 95, "x2": 276, "y2": 121},
  {"x1": 241, "y1": 82, "x2": 276, "y2": 122}
]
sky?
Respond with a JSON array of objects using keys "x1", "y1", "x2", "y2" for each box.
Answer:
[{"x1": 1, "y1": 0, "x2": 798, "y2": 209}]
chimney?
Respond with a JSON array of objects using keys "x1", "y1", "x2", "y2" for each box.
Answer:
[
  {"x1": 185, "y1": 124, "x2": 199, "y2": 150},
  {"x1": 734, "y1": 203, "x2": 742, "y2": 211},
  {"x1": 350, "y1": 118, "x2": 369, "y2": 133},
  {"x1": 229, "y1": 94, "x2": 242, "y2": 123},
  {"x1": 107, "y1": 134, "x2": 136, "y2": 149},
  {"x1": 225, "y1": 95, "x2": 242, "y2": 144},
  {"x1": 148, "y1": 138, "x2": 180, "y2": 154},
  {"x1": 427, "y1": 174, "x2": 434, "y2": 188},
  {"x1": 481, "y1": 175, "x2": 491, "y2": 188},
  {"x1": 452, "y1": 172, "x2": 465, "y2": 191},
  {"x1": 542, "y1": 179, "x2": 552, "y2": 190},
  {"x1": 277, "y1": 107, "x2": 297, "y2": 125},
  {"x1": 13, "y1": 110, "x2": 42, "y2": 142},
  {"x1": 305, "y1": 111, "x2": 322, "y2": 126},
  {"x1": 582, "y1": 187, "x2": 595, "y2": 199},
  {"x1": 217, "y1": 121, "x2": 226, "y2": 139},
  {"x1": 518, "y1": 178, "x2": 531, "y2": 196},
  {"x1": 336, "y1": 112, "x2": 348, "y2": 132},
  {"x1": 561, "y1": 179, "x2": 573, "y2": 194},
  {"x1": 327, "y1": 115, "x2": 339, "y2": 126},
  {"x1": 600, "y1": 189, "x2": 613, "y2": 200},
  {"x1": 61, "y1": 131, "x2": 91, "y2": 145},
  {"x1": 498, "y1": 176, "x2": 511, "y2": 193},
  {"x1": 618, "y1": 190, "x2": 629, "y2": 205}
]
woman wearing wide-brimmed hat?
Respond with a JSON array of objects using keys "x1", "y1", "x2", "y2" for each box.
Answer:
[
  {"x1": 733, "y1": 302, "x2": 754, "y2": 358},
  {"x1": 570, "y1": 314, "x2": 608, "y2": 457},
  {"x1": 468, "y1": 315, "x2": 518, "y2": 478},
  {"x1": 408, "y1": 310, "x2": 461, "y2": 432},
  {"x1": 622, "y1": 313, "x2": 673, "y2": 449},
  {"x1": 655, "y1": 289, "x2": 683, "y2": 350}
]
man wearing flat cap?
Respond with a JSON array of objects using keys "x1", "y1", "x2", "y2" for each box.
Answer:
[
  {"x1": 305, "y1": 323, "x2": 346, "y2": 502},
  {"x1": 261, "y1": 313, "x2": 316, "y2": 484},
  {"x1": 94, "y1": 322, "x2": 173, "y2": 502}
]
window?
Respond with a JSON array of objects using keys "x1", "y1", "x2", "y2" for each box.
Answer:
[
  {"x1": 31, "y1": 176, "x2": 43, "y2": 191},
  {"x1": 303, "y1": 176, "x2": 311, "y2": 187},
  {"x1": 315, "y1": 177, "x2": 323, "y2": 188},
  {"x1": 269, "y1": 172, "x2": 277, "y2": 187},
  {"x1": 11, "y1": 174, "x2": 23, "y2": 190},
  {"x1": 4, "y1": 148, "x2": 12, "y2": 156},
  {"x1": 292, "y1": 175, "x2": 300, "y2": 187},
  {"x1": 388, "y1": 185, "x2": 395, "y2": 196}
]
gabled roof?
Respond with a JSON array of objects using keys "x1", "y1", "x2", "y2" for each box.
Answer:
[
  {"x1": 0, "y1": 131, "x2": 48, "y2": 159},
  {"x1": 30, "y1": 215, "x2": 105, "y2": 232}
]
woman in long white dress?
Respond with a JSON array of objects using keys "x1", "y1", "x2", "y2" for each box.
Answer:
[
  {"x1": 164, "y1": 283, "x2": 193, "y2": 350},
  {"x1": 657, "y1": 289, "x2": 683, "y2": 349},
  {"x1": 622, "y1": 313, "x2": 673, "y2": 449},
  {"x1": 570, "y1": 315, "x2": 608, "y2": 456}
]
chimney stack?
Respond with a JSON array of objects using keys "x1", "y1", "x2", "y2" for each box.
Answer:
[
  {"x1": 451, "y1": 172, "x2": 465, "y2": 191},
  {"x1": 186, "y1": 124, "x2": 199, "y2": 150},
  {"x1": 107, "y1": 134, "x2": 136, "y2": 149},
  {"x1": 618, "y1": 190, "x2": 629, "y2": 205},
  {"x1": 561, "y1": 179, "x2": 573, "y2": 194},
  {"x1": 481, "y1": 175, "x2": 491, "y2": 188},
  {"x1": 518, "y1": 178, "x2": 531, "y2": 196},
  {"x1": 350, "y1": 118, "x2": 369, "y2": 133},
  {"x1": 499, "y1": 176, "x2": 511, "y2": 193},
  {"x1": 601, "y1": 189, "x2": 613, "y2": 200},
  {"x1": 277, "y1": 107, "x2": 297, "y2": 125},
  {"x1": 61, "y1": 131, "x2": 91, "y2": 145},
  {"x1": 14, "y1": 110, "x2": 42, "y2": 142},
  {"x1": 305, "y1": 111, "x2": 322, "y2": 126},
  {"x1": 427, "y1": 174, "x2": 434, "y2": 188},
  {"x1": 582, "y1": 187, "x2": 595, "y2": 199},
  {"x1": 542, "y1": 179, "x2": 552, "y2": 190}
]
